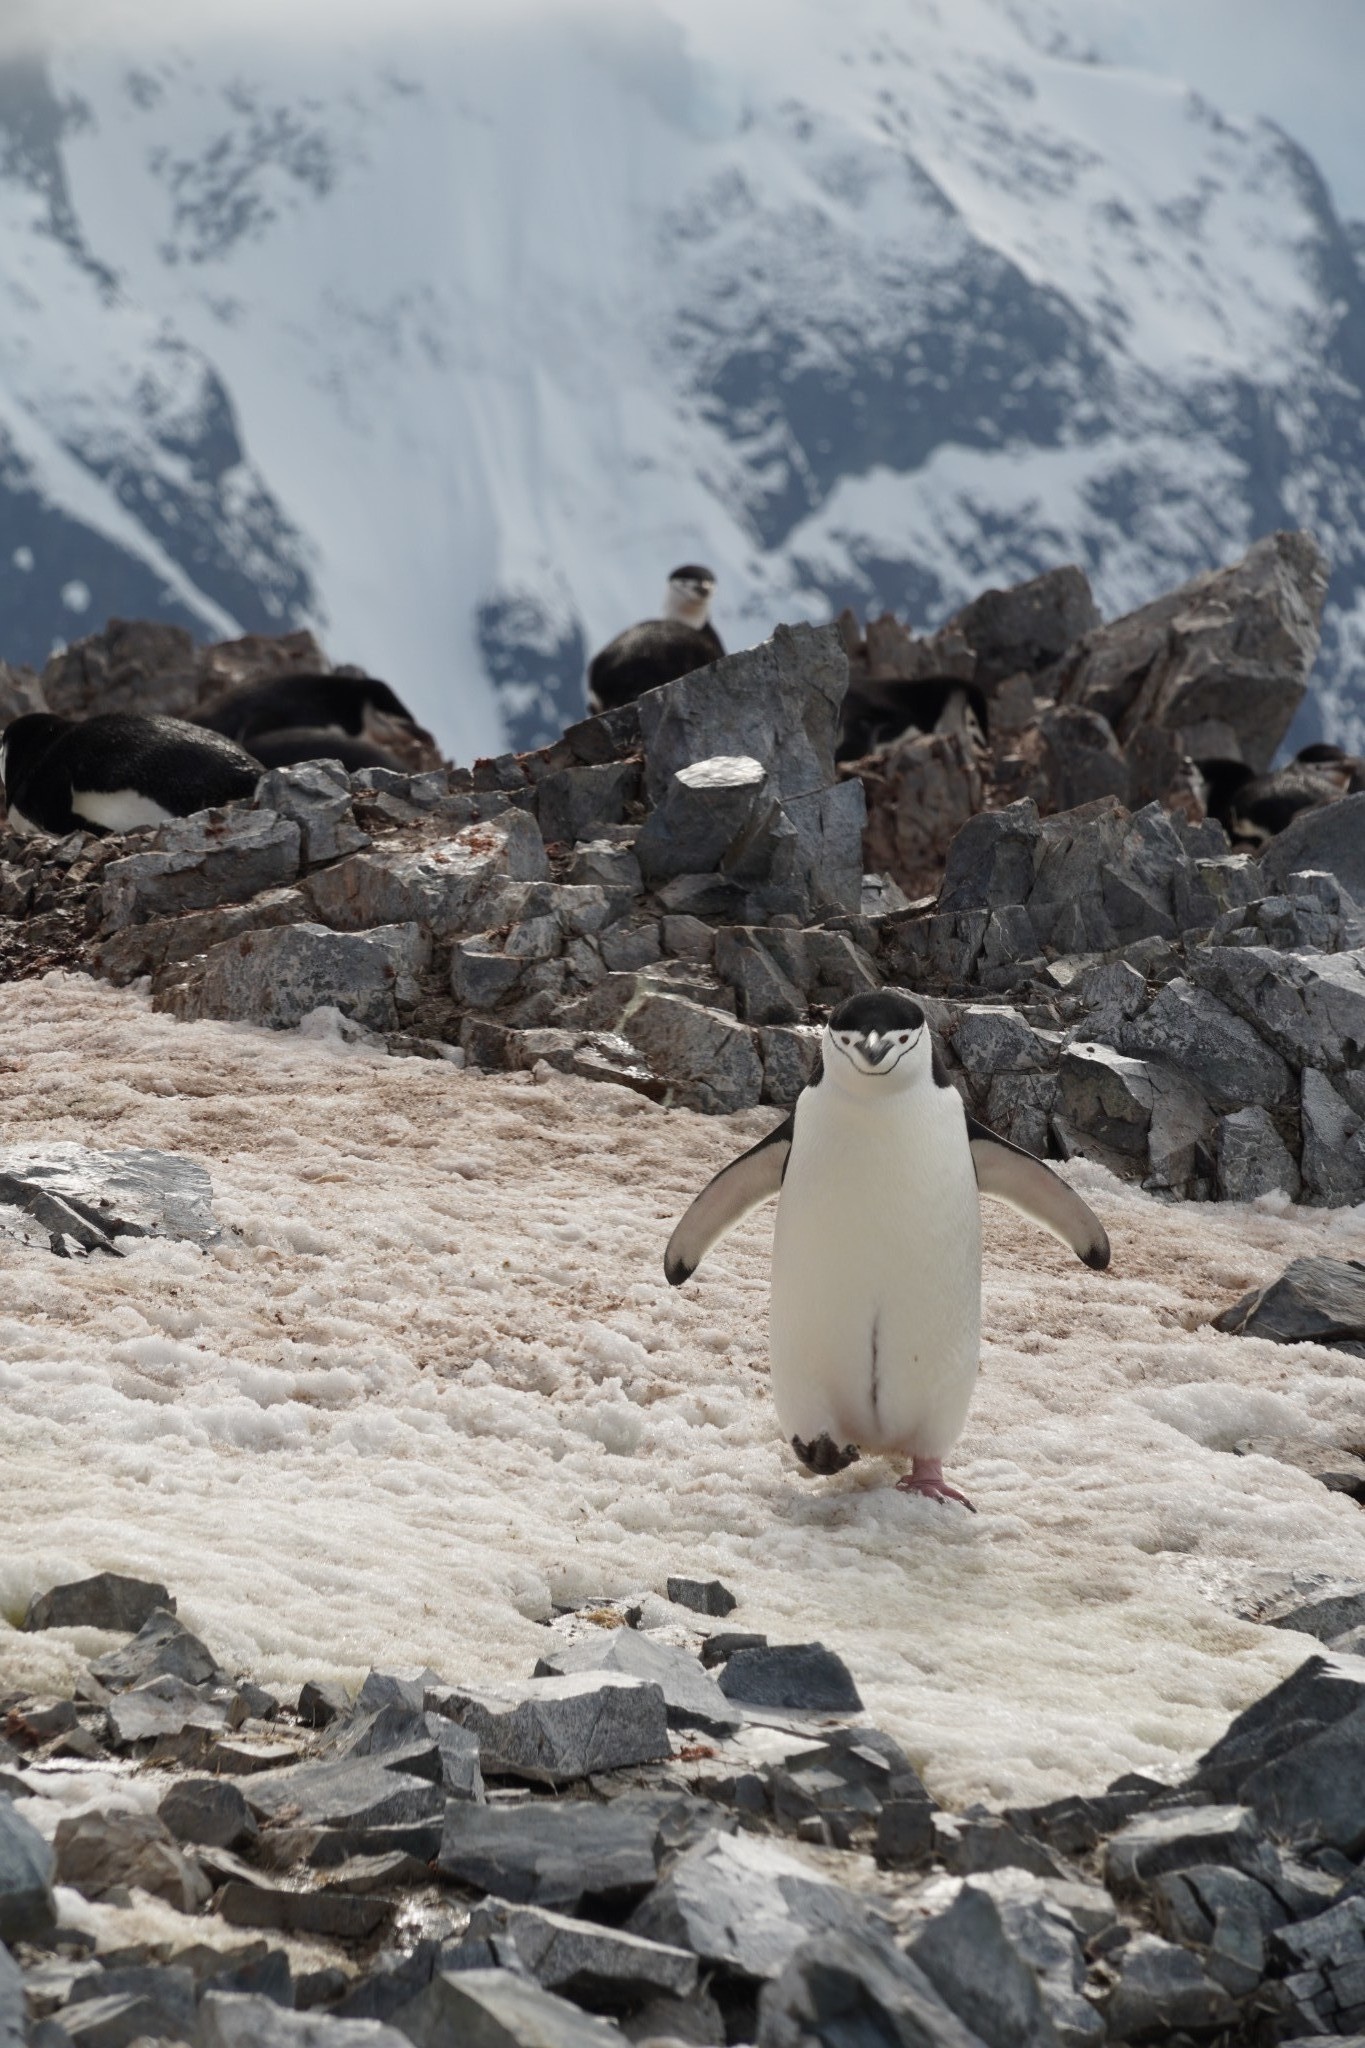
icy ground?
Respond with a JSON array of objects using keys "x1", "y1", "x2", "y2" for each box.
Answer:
[{"x1": 2, "y1": 973, "x2": 1363, "y2": 1808}]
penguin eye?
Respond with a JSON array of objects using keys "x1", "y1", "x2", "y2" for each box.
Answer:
[{"x1": 898, "y1": 1033, "x2": 909, "y2": 1044}]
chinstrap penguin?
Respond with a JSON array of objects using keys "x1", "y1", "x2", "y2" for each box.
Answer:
[
  {"x1": 1, "y1": 712, "x2": 263, "y2": 838},
  {"x1": 1198, "y1": 744, "x2": 1364, "y2": 847},
  {"x1": 587, "y1": 565, "x2": 724, "y2": 713},
  {"x1": 665, "y1": 989, "x2": 1110, "y2": 1508},
  {"x1": 244, "y1": 727, "x2": 405, "y2": 773},
  {"x1": 197, "y1": 672, "x2": 429, "y2": 754}
]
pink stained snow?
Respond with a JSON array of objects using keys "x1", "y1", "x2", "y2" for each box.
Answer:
[{"x1": 1, "y1": 972, "x2": 1363, "y2": 1808}]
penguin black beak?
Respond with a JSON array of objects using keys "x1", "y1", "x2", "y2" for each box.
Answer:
[{"x1": 860, "y1": 1034, "x2": 893, "y2": 1067}]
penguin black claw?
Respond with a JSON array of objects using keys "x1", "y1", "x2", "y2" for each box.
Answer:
[{"x1": 791, "y1": 1433, "x2": 862, "y2": 1476}]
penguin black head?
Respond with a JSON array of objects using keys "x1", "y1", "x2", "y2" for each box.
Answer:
[
  {"x1": 826, "y1": 989, "x2": 930, "y2": 1083},
  {"x1": 664, "y1": 565, "x2": 717, "y2": 627},
  {"x1": 1, "y1": 714, "x2": 70, "y2": 811}
]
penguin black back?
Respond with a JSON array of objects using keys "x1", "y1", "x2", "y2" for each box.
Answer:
[
  {"x1": 198, "y1": 672, "x2": 421, "y2": 745},
  {"x1": 2, "y1": 711, "x2": 262, "y2": 837},
  {"x1": 245, "y1": 727, "x2": 405, "y2": 773}
]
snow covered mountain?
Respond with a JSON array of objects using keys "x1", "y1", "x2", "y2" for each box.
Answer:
[{"x1": 1, "y1": 0, "x2": 1363, "y2": 761}]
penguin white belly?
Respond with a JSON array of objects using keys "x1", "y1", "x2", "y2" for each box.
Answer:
[
  {"x1": 72, "y1": 788, "x2": 176, "y2": 832},
  {"x1": 769, "y1": 1085, "x2": 982, "y2": 1460}
]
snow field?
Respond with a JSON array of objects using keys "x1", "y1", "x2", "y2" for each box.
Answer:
[{"x1": 1, "y1": 972, "x2": 1363, "y2": 1807}]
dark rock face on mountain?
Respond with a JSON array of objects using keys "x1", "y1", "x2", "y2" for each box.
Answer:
[{"x1": 3, "y1": 537, "x2": 1363, "y2": 1206}]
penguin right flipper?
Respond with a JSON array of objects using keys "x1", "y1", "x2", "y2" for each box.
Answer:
[
  {"x1": 967, "y1": 1120, "x2": 1111, "y2": 1270},
  {"x1": 664, "y1": 1116, "x2": 793, "y2": 1285}
]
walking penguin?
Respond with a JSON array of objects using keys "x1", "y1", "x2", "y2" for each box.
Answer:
[{"x1": 665, "y1": 989, "x2": 1110, "y2": 1508}]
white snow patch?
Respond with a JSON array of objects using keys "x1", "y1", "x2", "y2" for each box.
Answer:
[{"x1": 1, "y1": 974, "x2": 1361, "y2": 1808}]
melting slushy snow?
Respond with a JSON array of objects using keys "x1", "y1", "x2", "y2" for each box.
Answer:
[{"x1": 2, "y1": 973, "x2": 1364, "y2": 1807}]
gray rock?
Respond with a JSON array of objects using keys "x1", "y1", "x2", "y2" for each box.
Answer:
[
  {"x1": 217, "y1": 1876, "x2": 392, "y2": 1941},
  {"x1": 954, "y1": 1006, "x2": 1057, "y2": 1075},
  {"x1": 1055, "y1": 530, "x2": 1326, "y2": 771},
  {"x1": 0, "y1": 1940, "x2": 21, "y2": 2048},
  {"x1": 758, "y1": 1923, "x2": 987, "y2": 2048},
  {"x1": 256, "y1": 761, "x2": 368, "y2": 866},
  {"x1": 1215, "y1": 1256, "x2": 1365, "y2": 1357},
  {"x1": 90, "y1": 1608, "x2": 219, "y2": 1689},
  {"x1": 243, "y1": 1754, "x2": 446, "y2": 1830},
  {"x1": 306, "y1": 813, "x2": 549, "y2": 936},
  {"x1": 61, "y1": 1984, "x2": 194, "y2": 2048},
  {"x1": 759, "y1": 1025, "x2": 823, "y2": 1107},
  {"x1": 1261, "y1": 791, "x2": 1365, "y2": 904},
  {"x1": 1301, "y1": 1067, "x2": 1365, "y2": 1204},
  {"x1": 630, "y1": 1830, "x2": 879, "y2": 1980},
  {"x1": 469, "y1": 1898, "x2": 699, "y2": 2003},
  {"x1": 357, "y1": 1668, "x2": 445, "y2": 1717},
  {"x1": 935, "y1": 1814, "x2": 1074, "y2": 1883},
  {"x1": 1260, "y1": 1584, "x2": 1365, "y2": 1642},
  {"x1": 1104, "y1": 1804, "x2": 1271, "y2": 1893},
  {"x1": 1215, "y1": 1106, "x2": 1302, "y2": 1201},
  {"x1": 938, "y1": 800, "x2": 1041, "y2": 917},
  {"x1": 107, "y1": 1673, "x2": 229, "y2": 1744},
  {"x1": 637, "y1": 756, "x2": 776, "y2": 886},
  {"x1": 438, "y1": 1800, "x2": 662, "y2": 1909},
  {"x1": 0, "y1": 1793, "x2": 56, "y2": 1942},
  {"x1": 536, "y1": 763, "x2": 639, "y2": 848},
  {"x1": 1237, "y1": 1436, "x2": 1365, "y2": 1499},
  {"x1": 426, "y1": 1672, "x2": 669, "y2": 1784},
  {"x1": 713, "y1": 928, "x2": 806, "y2": 1025},
  {"x1": 1152, "y1": 1863, "x2": 1283, "y2": 1996},
  {"x1": 338, "y1": 1707, "x2": 484, "y2": 1801},
  {"x1": 623, "y1": 994, "x2": 763, "y2": 1114},
  {"x1": 63, "y1": 1963, "x2": 198, "y2": 2038},
  {"x1": 569, "y1": 841, "x2": 644, "y2": 893},
  {"x1": 23, "y1": 1572, "x2": 173, "y2": 1635},
  {"x1": 717, "y1": 1643, "x2": 862, "y2": 1713},
  {"x1": 804, "y1": 929, "x2": 879, "y2": 1004},
  {"x1": 638, "y1": 623, "x2": 847, "y2": 813},
  {"x1": 533, "y1": 1632, "x2": 740, "y2": 1735},
  {"x1": 158, "y1": 1777, "x2": 258, "y2": 1850},
  {"x1": 1039, "y1": 707, "x2": 1129, "y2": 812},
  {"x1": 0, "y1": 1142, "x2": 219, "y2": 1257},
  {"x1": 201, "y1": 1989, "x2": 411, "y2": 2045},
  {"x1": 1054, "y1": 1043, "x2": 1153, "y2": 1167},
  {"x1": 907, "y1": 1884, "x2": 1062, "y2": 2048},
  {"x1": 778, "y1": 780, "x2": 867, "y2": 918},
  {"x1": 298, "y1": 1679, "x2": 351, "y2": 1728},
  {"x1": 54, "y1": 1808, "x2": 210, "y2": 1913},
  {"x1": 188, "y1": 921, "x2": 430, "y2": 1032},
  {"x1": 391, "y1": 1966, "x2": 623, "y2": 2048},
  {"x1": 955, "y1": 1871, "x2": 1109, "y2": 2047},
  {"x1": 450, "y1": 936, "x2": 526, "y2": 1008},
  {"x1": 1103, "y1": 1932, "x2": 1237, "y2": 2042},
  {"x1": 1118, "y1": 977, "x2": 1294, "y2": 1111},
  {"x1": 101, "y1": 808, "x2": 302, "y2": 928},
  {"x1": 1187, "y1": 942, "x2": 1365, "y2": 1074},
  {"x1": 953, "y1": 566, "x2": 1100, "y2": 688},
  {"x1": 1187, "y1": 1654, "x2": 1365, "y2": 1800},
  {"x1": 666, "y1": 1577, "x2": 737, "y2": 1618}
]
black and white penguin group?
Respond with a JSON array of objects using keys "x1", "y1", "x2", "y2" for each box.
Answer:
[{"x1": 0, "y1": 673, "x2": 428, "y2": 838}]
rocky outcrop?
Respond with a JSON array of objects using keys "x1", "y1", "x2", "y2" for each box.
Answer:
[
  {"x1": 2, "y1": 542, "x2": 1362, "y2": 1202},
  {"x1": 9, "y1": 1574, "x2": 1365, "y2": 2046}
]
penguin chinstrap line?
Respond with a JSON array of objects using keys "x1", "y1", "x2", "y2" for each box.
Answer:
[{"x1": 665, "y1": 990, "x2": 1111, "y2": 1511}]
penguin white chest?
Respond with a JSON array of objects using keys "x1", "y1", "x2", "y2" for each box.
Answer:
[{"x1": 768, "y1": 1080, "x2": 982, "y2": 1460}]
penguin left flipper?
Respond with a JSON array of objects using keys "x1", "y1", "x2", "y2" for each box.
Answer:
[
  {"x1": 664, "y1": 1116, "x2": 793, "y2": 1286},
  {"x1": 967, "y1": 1118, "x2": 1111, "y2": 1270}
]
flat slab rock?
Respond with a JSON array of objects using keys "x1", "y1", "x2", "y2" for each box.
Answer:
[
  {"x1": 532, "y1": 1631, "x2": 740, "y2": 1734},
  {"x1": 0, "y1": 1143, "x2": 219, "y2": 1257},
  {"x1": 426, "y1": 1671, "x2": 670, "y2": 1783},
  {"x1": 437, "y1": 1797, "x2": 664, "y2": 1910},
  {"x1": 468, "y1": 1897, "x2": 699, "y2": 2001},
  {"x1": 390, "y1": 1965, "x2": 623, "y2": 2048},
  {"x1": 242, "y1": 1754, "x2": 446, "y2": 1831},
  {"x1": 1216, "y1": 1256, "x2": 1365, "y2": 1358},
  {"x1": 628, "y1": 1828, "x2": 880, "y2": 1979},
  {"x1": 23, "y1": 1571, "x2": 173, "y2": 1634},
  {"x1": 200, "y1": 1989, "x2": 411, "y2": 2045}
]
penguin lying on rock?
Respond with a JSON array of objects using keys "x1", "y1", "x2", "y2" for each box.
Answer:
[
  {"x1": 197, "y1": 672, "x2": 428, "y2": 757},
  {"x1": 666, "y1": 990, "x2": 1110, "y2": 1509},
  {"x1": 1, "y1": 712, "x2": 263, "y2": 838},
  {"x1": 1199, "y1": 744, "x2": 1364, "y2": 846}
]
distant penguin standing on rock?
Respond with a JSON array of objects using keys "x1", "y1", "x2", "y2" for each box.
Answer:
[
  {"x1": 0, "y1": 712, "x2": 263, "y2": 838},
  {"x1": 1200, "y1": 744, "x2": 1364, "y2": 847},
  {"x1": 587, "y1": 565, "x2": 724, "y2": 713},
  {"x1": 665, "y1": 990, "x2": 1111, "y2": 1509}
]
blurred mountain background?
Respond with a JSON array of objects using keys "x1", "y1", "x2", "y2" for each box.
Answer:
[{"x1": 0, "y1": 0, "x2": 1361, "y2": 762}]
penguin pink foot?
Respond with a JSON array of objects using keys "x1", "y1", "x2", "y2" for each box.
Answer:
[{"x1": 896, "y1": 1458, "x2": 976, "y2": 1512}]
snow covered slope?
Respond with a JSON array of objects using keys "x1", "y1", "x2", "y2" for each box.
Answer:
[
  {"x1": 0, "y1": 0, "x2": 1363, "y2": 759},
  {"x1": 3, "y1": 975, "x2": 1365, "y2": 1805}
]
